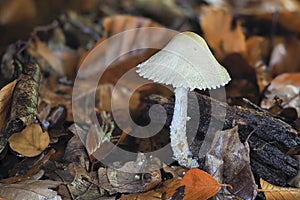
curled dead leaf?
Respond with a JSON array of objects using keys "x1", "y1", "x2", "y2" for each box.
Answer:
[
  {"x1": 205, "y1": 126, "x2": 257, "y2": 199},
  {"x1": 261, "y1": 73, "x2": 300, "y2": 117},
  {"x1": 8, "y1": 124, "x2": 50, "y2": 157}
]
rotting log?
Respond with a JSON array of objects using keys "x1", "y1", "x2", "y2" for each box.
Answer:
[{"x1": 144, "y1": 93, "x2": 300, "y2": 186}]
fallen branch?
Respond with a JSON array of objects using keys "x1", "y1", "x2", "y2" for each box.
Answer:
[{"x1": 144, "y1": 93, "x2": 300, "y2": 186}]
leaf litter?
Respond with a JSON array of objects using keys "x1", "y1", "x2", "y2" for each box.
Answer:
[{"x1": 0, "y1": 0, "x2": 300, "y2": 199}]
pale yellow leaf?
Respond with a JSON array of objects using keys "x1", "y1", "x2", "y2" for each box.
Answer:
[
  {"x1": 8, "y1": 124, "x2": 50, "y2": 157},
  {"x1": 260, "y1": 178, "x2": 300, "y2": 200}
]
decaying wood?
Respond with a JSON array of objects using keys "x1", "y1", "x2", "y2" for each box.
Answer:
[{"x1": 144, "y1": 93, "x2": 300, "y2": 186}]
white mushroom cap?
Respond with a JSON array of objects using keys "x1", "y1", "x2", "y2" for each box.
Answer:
[{"x1": 136, "y1": 32, "x2": 231, "y2": 90}]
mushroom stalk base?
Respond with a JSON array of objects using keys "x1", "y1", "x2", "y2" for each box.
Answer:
[{"x1": 170, "y1": 87, "x2": 199, "y2": 168}]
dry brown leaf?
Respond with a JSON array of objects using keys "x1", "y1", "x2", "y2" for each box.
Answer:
[
  {"x1": 28, "y1": 37, "x2": 80, "y2": 79},
  {"x1": 121, "y1": 190, "x2": 162, "y2": 200},
  {"x1": 257, "y1": 9, "x2": 300, "y2": 34},
  {"x1": 261, "y1": 73, "x2": 300, "y2": 117},
  {"x1": 246, "y1": 36, "x2": 270, "y2": 92},
  {"x1": 269, "y1": 36, "x2": 300, "y2": 77},
  {"x1": 98, "y1": 153, "x2": 162, "y2": 195},
  {"x1": 77, "y1": 15, "x2": 173, "y2": 89},
  {"x1": 260, "y1": 178, "x2": 300, "y2": 200},
  {"x1": 205, "y1": 0, "x2": 300, "y2": 14},
  {"x1": 102, "y1": 15, "x2": 163, "y2": 37},
  {"x1": 0, "y1": 0, "x2": 36, "y2": 25},
  {"x1": 8, "y1": 124, "x2": 50, "y2": 157},
  {"x1": 64, "y1": 124, "x2": 90, "y2": 163},
  {"x1": 0, "y1": 179, "x2": 62, "y2": 200},
  {"x1": 67, "y1": 163, "x2": 103, "y2": 199},
  {"x1": 246, "y1": 36, "x2": 268, "y2": 68},
  {"x1": 78, "y1": 15, "x2": 165, "y2": 74},
  {"x1": 86, "y1": 111, "x2": 114, "y2": 158},
  {"x1": 275, "y1": 10, "x2": 300, "y2": 33},
  {"x1": 205, "y1": 126, "x2": 257, "y2": 199},
  {"x1": 39, "y1": 75, "x2": 73, "y2": 121},
  {"x1": 199, "y1": 6, "x2": 246, "y2": 60},
  {"x1": 0, "y1": 80, "x2": 17, "y2": 133}
]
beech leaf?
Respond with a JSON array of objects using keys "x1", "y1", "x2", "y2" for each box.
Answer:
[
  {"x1": 180, "y1": 168, "x2": 221, "y2": 200},
  {"x1": 199, "y1": 6, "x2": 246, "y2": 60},
  {"x1": 260, "y1": 178, "x2": 300, "y2": 200},
  {"x1": 8, "y1": 123, "x2": 50, "y2": 157}
]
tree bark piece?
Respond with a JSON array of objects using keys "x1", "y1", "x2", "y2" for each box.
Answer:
[{"x1": 6, "y1": 62, "x2": 41, "y2": 135}]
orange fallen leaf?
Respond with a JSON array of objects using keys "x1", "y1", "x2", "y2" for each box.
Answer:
[
  {"x1": 0, "y1": 80, "x2": 17, "y2": 133},
  {"x1": 259, "y1": 178, "x2": 300, "y2": 200},
  {"x1": 180, "y1": 168, "x2": 221, "y2": 200},
  {"x1": 8, "y1": 124, "x2": 50, "y2": 157},
  {"x1": 199, "y1": 6, "x2": 246, "y2": 60},
  {"x1": 121, "y1": 168, "x2": 221, "y2": 200}
]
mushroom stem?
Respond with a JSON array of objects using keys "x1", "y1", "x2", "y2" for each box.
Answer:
[{"x1": 170, "y1": 87, "x2": 199, "y2": 168}]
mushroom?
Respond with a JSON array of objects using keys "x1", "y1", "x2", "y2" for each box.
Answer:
[{"x1": 136, "y1": 32, "x2": 231, "y2": 168}]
